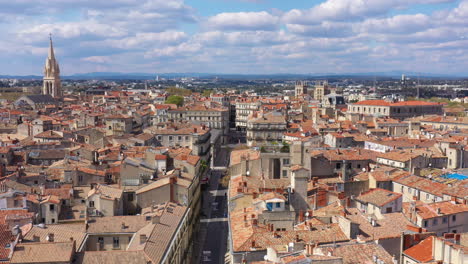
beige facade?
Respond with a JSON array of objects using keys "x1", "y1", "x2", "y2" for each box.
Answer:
[
  {"x1": 246, "y1": 111, "x2": 287, "y2": 147},
  {"x1": 104, "y1": 115, "x2": 133, "y2": 136},
  {"x1": 235, "y1": 99, "x2": 261, "y2": 130},
  {"x1": 313, "y1": 80, "x2": 328, "y2": 101},
  {"x1": 348, "y1": 100, "x2": 443, "y2": 119}
]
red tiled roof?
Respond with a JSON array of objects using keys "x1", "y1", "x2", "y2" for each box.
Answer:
[{"x1": 404, "y1": 236, "x2": 434, "y2": 262}]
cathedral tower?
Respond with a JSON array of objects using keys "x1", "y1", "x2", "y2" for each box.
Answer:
[
  {"x1": 42, "y1": 35, "x2": 62, "y2": 98},
  {"x1": 295, "y1": 81, "x2": 308, "y2": 97}
]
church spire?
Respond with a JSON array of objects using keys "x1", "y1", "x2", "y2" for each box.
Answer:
[
  {"x1": 48, "y1": 33, "x2": 55, "y2": 61},
  {"x1": 42, "y1": 33, "x2": 62, "y2": 98}
]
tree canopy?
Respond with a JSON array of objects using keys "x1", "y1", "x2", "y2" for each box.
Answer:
[
  {"x1": 165, "y1": 95, "x2": 184, "y2": 106},
  {"x1": 166, "y1": 87, "x2": 192, "y2": 96}
]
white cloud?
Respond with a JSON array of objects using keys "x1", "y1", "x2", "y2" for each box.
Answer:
[
  {"x1": 206, "y1": 11, "x2": 279, "y2": 31},
  {"x1": 283, "y1": 0, "x2": 456, "y2": 25},
  {"x1": 360, "y1": 14, "x2": 432, "y2": 34}
]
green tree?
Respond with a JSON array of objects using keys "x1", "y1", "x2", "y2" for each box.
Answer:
[
  {"x1": 202, "y1": 89, "x2": 213, "y2": 97},
  {"x1": 165, "y1": 95, "x2": 184, "y2": 106},
  {"x1": 166, "y1": 87, "x2": 192, "y2": 96}
]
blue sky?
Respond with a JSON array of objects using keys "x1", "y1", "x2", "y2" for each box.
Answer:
[{"x1": 0, "y1": 0, "x2": 467, "y2": 75}]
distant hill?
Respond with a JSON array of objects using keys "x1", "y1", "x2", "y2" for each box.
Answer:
[{"x1": 1, "y1": 71, "x2": 466, "y2": 80}]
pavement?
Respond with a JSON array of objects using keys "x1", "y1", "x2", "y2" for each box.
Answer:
[{"x1": 196, "y1": 146, "x2": 230, "y2": 264}]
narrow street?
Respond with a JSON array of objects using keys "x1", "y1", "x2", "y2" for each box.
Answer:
[{"x1": 197, "y1": 146, "x2": 230, "y2": 264}]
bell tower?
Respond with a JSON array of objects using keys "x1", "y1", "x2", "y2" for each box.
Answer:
[{"x1": 42, "y1": 34, "x2": 62, "y2": 98}]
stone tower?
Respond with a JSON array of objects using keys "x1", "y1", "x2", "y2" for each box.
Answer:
[
  {"x1": 42, "y1": 35, "x2": 62, "y2": 98},
  {"x1": 314, "y1": 80, "x2": 328, "y2": 101},
  {"x1": 295, "y1": 81, "x2": 308, "y2": 97}
]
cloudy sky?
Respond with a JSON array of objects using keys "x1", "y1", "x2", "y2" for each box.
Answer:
[{"x1": 1, "y1": 0, "x2": 467, "y2": 75}]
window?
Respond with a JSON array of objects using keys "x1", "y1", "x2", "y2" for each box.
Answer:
[
  {"x1": 283, "y1": 159, "x2": 290, "y2": 165},
  {"x1": 336, "y1": 163, "x2": 341, "y2": 169},
  {"x1": 89, "y1": 201, "x2": 95, "y2": 208},
  {"x1": 442, "y1": 217, "x2": 447, "y2": 224},
  {"x1": 108, "y1": 126, "x2": 112, "y2": 129},
  {"x1": 113, "y1": 237, "x2": 120, "y2": 249},
  {"x1": 49, "y1": 204, "x2": 55, "y2": 211},
  {"x1": 433, "y1": 219, "x2": 438, "y2": 225},
  {"x1": 178, "y1": 136, "x2": 182, "y2": 141},
  {"x1": 423, "y1": 220, "x2": 428, "y2": 227},
  {"x1": 78, "y1": 175, "x2": 83, "y2": 183},
  {"x1": 282, "y1": 170, "x2": 288, "y2": 178},
  {"x1": 169, "y1": 136, "x2": 173, "y2": 141},
  {"x1": 426, "y1": 193, "x2": 430, "y2": 200},
  {"x1": 276, "y1": 202, "x2": 281, "y2": 208},
  {"x1": 98, "y1": 237, "x2": 104, "y2": 244},
  {"x1": 127, "y1": 193, "x2": 134, "y2": 202},
  {"x1": 452, "y1": 215, "x2": 456, "y2": 222}
]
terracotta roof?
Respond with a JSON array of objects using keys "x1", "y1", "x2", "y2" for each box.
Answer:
[
  {"x1": 77, "y1": 167, "x2": 106, "y2": 177},
  {"x1": 394, "y1": 175, "x2": 448, "y2": 197},
  {"x1": 34, "y1": 130, "x2": 63, "y2": 139},
  {"x1": 86, "y1": 215, "x2": 149, "y2": 234},
  {"x1": 135, "y1": 177, "x2": 171, "y2": 195},
  {"x1": 345, "y1": 208, "x2": 416, "y2": 240},
  {"x1": 411, "y1": 201, "x2": 468, "y2": 219},
  {"x1": 310, "y1": 148, "x2": 376, "y2": 162},
  {"x1": 23, "y1": 223, "x2": 86, "y2": 249},
  {"x1": 142, "y1": 203, "x2": 188, "y2": 263},
  {"x1": 355, "y1": 188, "x2": 402, "y2": 207},
  {"x1": 88, "y1": 184, "x2": 123, "y2": 201},
  {"x1": 230, "y1": 149, "x2": 260, "y2": 166},
  {"x1": 80, "y1": 250, "x2": 149, "y2": 264},
  {"x1": 320, "y1": 242, "x2": 395, "y2": 264},
  {"x1": 0, "y1": 224, "x2": 15, "y2": 260},
  {"x1": 10, "y1": 242, "x2": 75, "y2": 264},
  {"x1": 403, "y1": 236, "x2": 434, "y2": 262}
]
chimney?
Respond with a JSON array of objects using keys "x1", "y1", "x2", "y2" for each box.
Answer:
[
  {"x1": 251, "y1": 240, "x2": 256, "y2": 248},
  {"x1": 152, "y1": 215, "x2": 160, "y2": 224},
  {"x1": 296, "y1": 234, "x2": 300, "y2": 242},
  {"x1": 252, "y1": 219, "x2": 258, "y2": 226},
  {"x1": 121, "y1": 222, "x2": 126, "y2": 229},
  {"x1": 11, "y1": 225, "x2": 20, "y2": 236},
  {"x1": 46, "y1": 233, "x2": 54, "y2": 242}
]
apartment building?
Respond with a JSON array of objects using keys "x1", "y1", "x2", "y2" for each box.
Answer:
[{"x1": 348, "y1": 100, "x2": 443, "y2": 119}]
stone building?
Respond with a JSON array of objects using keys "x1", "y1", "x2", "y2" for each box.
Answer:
[
  {"x1": 42, "y1": 35, "x2": 62, "y2": 98},
  {"x1": 246, "y1": 111, "x2": 287, "y2": 147},
  {"x1": 347, "y1": 100, "x2": 443, "y2": 119}
]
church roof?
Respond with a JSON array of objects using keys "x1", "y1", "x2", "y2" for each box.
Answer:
[{"x1": 18, "y1": 94, "x2": 57, "y2": 104}]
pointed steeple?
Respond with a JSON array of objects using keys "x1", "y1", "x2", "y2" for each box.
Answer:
[
  {"x1": 43, "y1": 33, "x2": 62, "y2": 98},
  {"x1": 48, "y1": 33, "x2": 56, "y2": 61}
]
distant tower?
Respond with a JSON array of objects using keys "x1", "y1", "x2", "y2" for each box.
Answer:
[
  {"x1": 314, "y1": 80, "x2": 328, "y2": 101},
  {"x1": 295, "y1": 81, "x2": 308, "y2": 97},
  {"x1": 42, "y1": 34, "x2": 62, "y2": 98}
]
